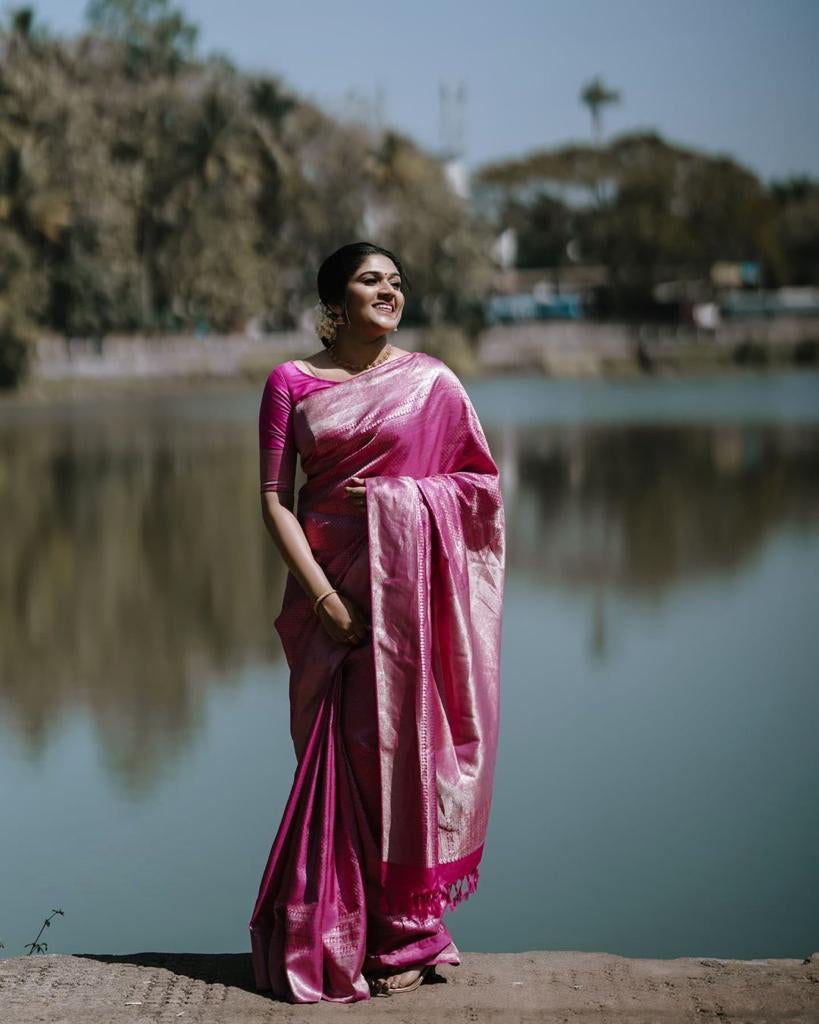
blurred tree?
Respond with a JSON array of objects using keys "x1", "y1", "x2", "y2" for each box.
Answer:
[
  {"x1": 0, "y1": 6, "x2": 490, "y2": 384},
  {"x1": 362, "y1": 130, "x2": 493, "y2": 326},
  {"x1": 476, "y1": 131, "x2": 786, "y2": 313},
  {"x1": 591, "y1": 134, "x2": 782, "y2": 300},
  {"x1": 771, "y1": 176, "x2": 819, "y2": 286},
  {"x1": 503, "y1": 191, "x2": 573, "y2": 269},
  {"x1": 9, "y1": 5, "x2": 34, "y2": 40},
  {"x1": 580, "y1": 76, "x2": 621, "y2": 209},
  {"x1": 580, "y1": 76, "x2": 621, "y2": 146},
  {"x1": 85, "y1": 0, "x2": 198, "y2": 74},
  {"x1": 0, "y1": 8, "x2": 70, "y2": 381}
]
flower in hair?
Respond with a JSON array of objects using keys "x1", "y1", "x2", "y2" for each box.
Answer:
[{"x1": 314, "y1": 301, "x2": 338, "y2": 342}]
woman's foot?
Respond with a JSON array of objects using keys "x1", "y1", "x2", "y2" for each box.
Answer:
[
  {"x1": 367, "y1": 964, "x2": 431, "y2": 996},
  {"x1": 385, "y1": 967, "x2": 422, "y2": 991}
]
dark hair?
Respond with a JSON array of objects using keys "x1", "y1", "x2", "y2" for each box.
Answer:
[{"x1": 316, "y1": 242, "x2": 411, "y2": 347}]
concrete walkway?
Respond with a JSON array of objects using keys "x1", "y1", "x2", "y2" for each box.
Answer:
[{"x1": 1, "y1": 950, "x2": 817, "y2": 1023}]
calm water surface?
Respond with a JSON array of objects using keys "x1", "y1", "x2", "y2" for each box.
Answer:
[{"x1": 1, "y1": 371, "x2": 818, "y2": 960}]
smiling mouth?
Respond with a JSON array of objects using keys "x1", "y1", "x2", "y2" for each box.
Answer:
[{"x1": 373, "y1": 304, "x2": 395, "y2": 312}]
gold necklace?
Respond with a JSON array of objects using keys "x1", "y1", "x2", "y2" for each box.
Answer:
[{"x1": 328, "y1": 343, "x2": 392, "y2": 374}]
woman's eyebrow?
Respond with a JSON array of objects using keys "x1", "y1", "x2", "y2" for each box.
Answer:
[{"x1": 356, "y1": 270, "x2": 401, "y2": 279}]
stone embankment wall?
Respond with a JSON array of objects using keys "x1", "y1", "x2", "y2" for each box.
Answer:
[{"x1": 28, "y1": 316, "x2": 819, "y2": 385}]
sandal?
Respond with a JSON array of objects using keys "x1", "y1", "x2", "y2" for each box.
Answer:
[{"x1": 368, "y1": 963, "x2": 433, "y2": 997}]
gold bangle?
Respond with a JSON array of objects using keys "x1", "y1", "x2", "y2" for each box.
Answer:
[{"x1": 313, "y1": 588, "x2": 338, "y2": 615}]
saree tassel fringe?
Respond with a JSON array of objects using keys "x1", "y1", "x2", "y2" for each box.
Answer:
[{"x1": 398, "y1": 867, "x2": 481, "y2": 919}]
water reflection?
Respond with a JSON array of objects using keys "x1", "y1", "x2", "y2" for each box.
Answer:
[
  {"x1": 499, "y1": 423, "x2": 819, "y2": 660},
  {"x1": 0, "y1": 404, "x2": 285, "y2": 794},
  {"x1": 501, "y1": 423, "x2": 819, "y2": 592},
  {"x1": 1, "y1": 393, "x2": 817, "y2": 792}
]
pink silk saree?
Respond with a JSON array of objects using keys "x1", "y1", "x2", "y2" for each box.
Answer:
[{"x1": 249, "y1": 351, "x2": 505, "y2": 1002}]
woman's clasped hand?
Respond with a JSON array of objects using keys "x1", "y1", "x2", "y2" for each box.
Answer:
[
  {"x1": 344, "y1": 475, "x2": 367, "y2": 511},
  {"x1": 311, "y1": 476, "x2": 371, "y2": 645},
  {"x1": 311, "y1": 474, "x2": 371, "y2": 645},
  {"x1": 316, "y1": 589, "x2": 371, "y2": 645}
]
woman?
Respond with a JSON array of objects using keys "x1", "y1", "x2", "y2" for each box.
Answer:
[{"x1": 249, "y1": 242, "x2": 505, "y2": 1003}]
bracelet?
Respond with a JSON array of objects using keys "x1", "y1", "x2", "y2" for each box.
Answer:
[{"x1": 313, "y1": 588, "x2": 338, "y2": 615}]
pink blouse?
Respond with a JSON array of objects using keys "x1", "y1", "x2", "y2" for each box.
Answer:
[{"x1": 259, "y1": 361, "x2": 340, "y2": 493}]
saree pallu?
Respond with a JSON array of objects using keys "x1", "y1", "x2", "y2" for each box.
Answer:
[{"x1": 249, "y1": 352, "x2": 505, "y2": 1002}]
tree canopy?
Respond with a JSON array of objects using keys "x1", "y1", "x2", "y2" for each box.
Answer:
[
  {"x1": 0, "y1": 4, "x2": 488, "y2": 383},
  {"x1": 475, "y1": 131, "x2": 812, "y2": 298}
]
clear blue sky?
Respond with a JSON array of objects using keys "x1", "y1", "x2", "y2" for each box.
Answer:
[{"x1": 15, "y1": 0, "x2": 819, "y2": 182}]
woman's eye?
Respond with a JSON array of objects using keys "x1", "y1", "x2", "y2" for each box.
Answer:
[{"x1": 362, "y1": 277, "x2": 401, "y2": 289}]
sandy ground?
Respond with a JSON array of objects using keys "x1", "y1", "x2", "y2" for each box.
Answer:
[{"x1": 1, "y1": 950, "x2": 817, "y2": 1023}]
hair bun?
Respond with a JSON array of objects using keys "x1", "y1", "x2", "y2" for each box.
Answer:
[{"x1": 314, "y1": 301, "x2": 337, "y2": 344}]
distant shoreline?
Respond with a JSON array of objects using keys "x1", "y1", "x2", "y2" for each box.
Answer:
[{"x1": 4, "y1": 318, "x2": 819, "y2": 402}]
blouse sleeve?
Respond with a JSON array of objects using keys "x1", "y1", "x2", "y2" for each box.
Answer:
[{"x1": 258, "y1": 365, "x2": 297, "y2": 494}]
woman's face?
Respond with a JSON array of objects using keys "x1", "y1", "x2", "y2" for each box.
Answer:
[{"x1": 338, "y1": 254, "x2": 404, "y2": 335}]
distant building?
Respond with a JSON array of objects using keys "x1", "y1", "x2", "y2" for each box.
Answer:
[
  {"x1": 442, "y1": 155, "x2": 470, "y2": 200},
  {"x1": 710, "y1": 261, "x2": 762, "y2": 288},
  {"x1": 485, "y1": 265, "x2": 593, "y2": 322},
  {"x1": 720, "y1": 287, "x2": 819, "y2": 317},
  {"x1": 490, "y1": 228, "x2": 517, "y2": 270}
]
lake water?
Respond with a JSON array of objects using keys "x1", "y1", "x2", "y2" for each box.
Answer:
[{"x1": 1, "y1": 371, "x2": 818, "y2": 962}]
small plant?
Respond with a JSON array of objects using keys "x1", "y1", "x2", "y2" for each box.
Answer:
[{"x1": 24, "y1": 909, "x2": 64, "y2": 955}]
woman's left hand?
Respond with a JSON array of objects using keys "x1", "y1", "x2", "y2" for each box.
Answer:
[{"x1": 345, "y1": 476, "x2": 367, "y2": 511}]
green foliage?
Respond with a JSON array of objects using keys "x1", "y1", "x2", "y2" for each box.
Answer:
[
  {"x1": 505, "y1": 192, "x2": 573, "y2": 268},
  {"x1": 0, "y1": 9, "x2": 488, "y2": 385},
  {"x1": 85, "y1": 0, "x2": 198, "y2": 74},
  {"x1": 770, "y1": 176, "x2": 819, "y2": 286},
  {"x1": 25, "y1": 909, "x2": 64, "y2": 955},
  {"x1": 0, "y1": 319, "x2": 32, "y2": 388},
  {"x1": 580, "y1": 76, "x2": 621, "y2": 144},
  {"x1": 476, "y1": 131, "x2": 810, "y2": 303}
]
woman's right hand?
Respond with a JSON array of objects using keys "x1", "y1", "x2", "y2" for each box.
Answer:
[{"x1": 316, "y1": 591, "x2": 371, "y2": 645}]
